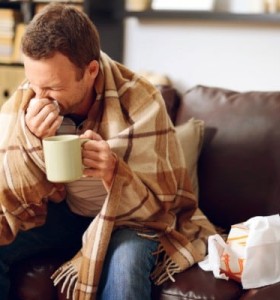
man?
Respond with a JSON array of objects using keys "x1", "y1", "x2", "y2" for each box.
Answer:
[{"x1": 0, "y1": 3, "x2": 215, "y2": 300}]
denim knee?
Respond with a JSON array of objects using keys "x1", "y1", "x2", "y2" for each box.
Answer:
[{"x1": 98, "y1": 228, "x2": 159, "y2": 300}]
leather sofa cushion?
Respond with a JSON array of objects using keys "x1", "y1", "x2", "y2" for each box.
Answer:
[
  {"x1": 158, "y1": 85, "x2": 181, "y2": 124},
  {"x1": 10, "y1": 250, "x2": 75, "y2": 300},
  {"x1": 176, "y1": 85, "x2": 280, "y2": 230},
  {"x1": 154, "y1": 265, "x2": 243, "y2": 300},
  {"x1": 240, "y1": 282, "x2": 280, "y2": 299}
]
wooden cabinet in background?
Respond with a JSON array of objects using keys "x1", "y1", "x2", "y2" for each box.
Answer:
[{"x1": 0, "y1": 64, "x2": 25, "y2": 107}]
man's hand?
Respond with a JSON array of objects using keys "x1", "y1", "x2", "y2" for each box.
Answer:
[
  {"x1": 25, "y1": 98, "x2": 63, "y2": 138},
  {"x1": 80, "y1": 130, "x2": 117, "y2": 191}
]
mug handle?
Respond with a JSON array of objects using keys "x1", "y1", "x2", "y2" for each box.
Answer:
[
  {"x1": 80, "y1": 138, "x2": 90, "y2": 171},
  {"x1": 80, "y1": 138, "x2": 90, "y2": 146}
]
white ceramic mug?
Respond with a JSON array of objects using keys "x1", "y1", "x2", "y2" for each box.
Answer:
[{"x1": 42, "y1": 135, "x2": 89, "y2": 183}]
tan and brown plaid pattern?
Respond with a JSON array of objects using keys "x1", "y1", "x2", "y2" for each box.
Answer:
[{"x1": 0, "y1": 52, "x2": 216, "y2": 299}]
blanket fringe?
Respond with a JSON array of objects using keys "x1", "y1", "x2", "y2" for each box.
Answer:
[
  {"x1": 152, "y1": 243, "x2": 165, "y2": 265},
  {"x1": 150, "y1": 251, "x2": 181, "y2": 286},
  {"x1": 139, "y1": 235, "x2": 182, "y2": 286},
  {"x1": 51, "y1": 262, "x2": 78, "y2": 300},
  {"x1": 138, "y1": 232, "x2": 160, "y2": 240}
]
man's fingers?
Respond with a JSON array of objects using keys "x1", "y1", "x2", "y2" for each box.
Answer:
[{"x1": 80, "y1": 130, "x2": 102, "y2": 141}]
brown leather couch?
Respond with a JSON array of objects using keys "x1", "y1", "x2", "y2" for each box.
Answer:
[{"x1": 9, "y1": 85, "x2": 280, "y2": 299}]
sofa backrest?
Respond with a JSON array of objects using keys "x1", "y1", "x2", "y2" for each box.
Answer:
[{"x1": 174, "y1": 85, "x2": 280, "y2": 230}]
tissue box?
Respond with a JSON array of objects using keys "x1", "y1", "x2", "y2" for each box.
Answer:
[{"x1": 220, "y1": 223, "x2": 248, "y2": 282}]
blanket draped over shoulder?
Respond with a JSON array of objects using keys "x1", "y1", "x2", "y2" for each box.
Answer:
[{"x1": 0, "y1": 52, "x2": 216, "y2": 299}]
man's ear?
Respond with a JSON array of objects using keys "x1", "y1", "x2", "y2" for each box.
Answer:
[{"x1": 88, "y1": 60, "x2": 99, "y2": 80}]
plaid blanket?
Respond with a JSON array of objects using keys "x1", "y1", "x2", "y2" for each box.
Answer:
[{"x1": 0, "y1": 52, "x2": 216, "y2": 299}]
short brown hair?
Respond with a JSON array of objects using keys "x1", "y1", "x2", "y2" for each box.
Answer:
[{"x1": 22, "y1": 3, "x2": 100, "y2": 71}]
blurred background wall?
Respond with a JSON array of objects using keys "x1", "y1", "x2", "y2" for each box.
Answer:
[{"x1": 124, "y1": 17, "x2": 280, "y2": 92}]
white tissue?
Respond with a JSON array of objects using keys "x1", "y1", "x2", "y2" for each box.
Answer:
[
  {"x1": 29, "y1": 98, "x2": 60, "y2": 113},
  {"x1": 29, "y1": 97, "x2": 40, "y2": 107}
]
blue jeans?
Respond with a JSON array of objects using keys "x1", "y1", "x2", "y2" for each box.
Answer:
[
  {"x1": 0, "y1": 201, "x2": 159, "y2": 300},
  {"x1": 98, "y1": 228, "x2": 159, "y2": 300}
]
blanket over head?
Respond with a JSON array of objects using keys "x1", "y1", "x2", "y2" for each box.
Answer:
[{"x1": 0, "y1": 52, "x2": 216, "y2": 299}]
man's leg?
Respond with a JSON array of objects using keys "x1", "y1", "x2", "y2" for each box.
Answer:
[
  {"x1": 98, "y1": 228, "x2": 159, "y2": 300},
  {"x1": 0, "y1": 201, "x2": 92, "y2": 300}
]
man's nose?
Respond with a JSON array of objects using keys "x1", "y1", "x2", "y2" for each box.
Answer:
[{"x1": 34, "y1": 88, "x2": 48, "y2": 99}]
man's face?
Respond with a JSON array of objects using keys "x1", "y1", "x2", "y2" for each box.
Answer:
[{"x1": 23, "y1": 52, "x2": 97, "y2": 116}]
